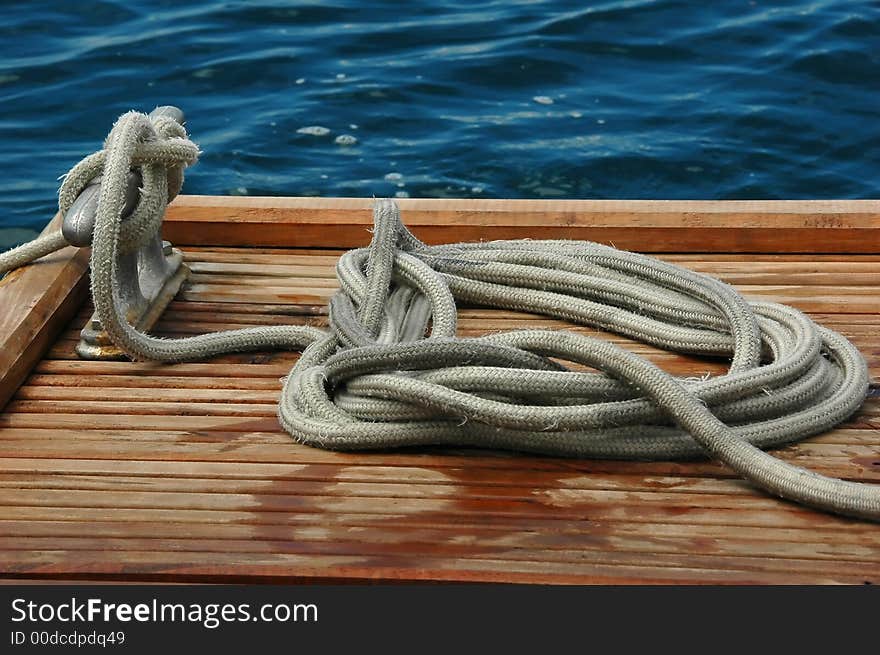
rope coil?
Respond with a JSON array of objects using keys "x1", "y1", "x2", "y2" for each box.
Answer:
[{"x1": 1, "y1": 111, "x2": 876, "y2": 521}]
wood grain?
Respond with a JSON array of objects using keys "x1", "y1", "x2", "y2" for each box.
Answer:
[
  {"x1": 0, "y1": 212, "x2": 89, "y2": 411},
  {"x1": 163, "y1": 196, "x2": 880, "y2": 253},
  {"x1": 1, "y1": 196, "x2": 878, "y2": 584}
]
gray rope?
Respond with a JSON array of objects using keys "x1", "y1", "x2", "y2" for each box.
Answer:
[
  {"x1": 279, "y1": 201, "x2": 876, "y2": 520},
  {"x1": 0, "y1": 111, "x2": 198, "y2": 275},
  {"x1": 0, "y1": 230, "x2": 69, "y2": 275},
  {"x1": 1, "y1": 111, "x2": 876, "y2": 521}
]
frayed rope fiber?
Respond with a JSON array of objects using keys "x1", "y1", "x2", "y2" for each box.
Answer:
[{"x1": 2, "y1": 111, "x2": 877, "y2": 520}]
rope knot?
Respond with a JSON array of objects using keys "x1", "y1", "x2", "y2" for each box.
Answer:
[
  {"x1": 328, "y1": 199, "x2": 437, "y2": 348},
  {"x1": 58, "y1": 111, "x2": 199, "y2": 252},
  {"x1": 1, "y1": 106, "x2": 874, "y2": 520}
]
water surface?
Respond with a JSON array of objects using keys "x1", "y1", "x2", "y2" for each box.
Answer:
[{"x1": 1, "y1": 0, "x2": 878, "y2": 246}]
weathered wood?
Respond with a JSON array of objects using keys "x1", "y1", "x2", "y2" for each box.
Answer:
[
  {"x1": 0, "y1": 482, "x2": 874, "y2": 533},
  {"x1": 4, "y1": 551, "x2": 868, "y2": 585},
  {"x1": 2, "y1": 520, "x2": 875, "y2": 562},
  {"x1": 164, "y1": 196, "x2": 880, "y2": 253},
  {"x1": 0, "y1": 212, "x2": 89, "y2": 411},
  {"x1": 1, "y1": 195, "x2": 879, "y2": 584}
]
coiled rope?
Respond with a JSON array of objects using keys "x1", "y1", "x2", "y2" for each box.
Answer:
[{"x1": 1, "y1": 111, "x2": 877, "y2": 521}]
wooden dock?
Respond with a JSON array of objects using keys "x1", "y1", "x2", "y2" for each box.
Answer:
[{"x1": 1, "y1": 197, "x2": 878, "y2": 584}]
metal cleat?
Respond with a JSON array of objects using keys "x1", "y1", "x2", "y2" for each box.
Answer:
[{"x1": 66, "y1": 106, "x2": 191, "y2": 360}]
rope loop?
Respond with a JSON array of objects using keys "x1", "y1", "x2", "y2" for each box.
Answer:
[
  {"x1": 58, "y1": 111, "x2": 199, "y2": 254},
  {"x1": 1, "y1": 112, "x2": 876, "y2": 521},
  {"x1": 0, "y1": 110, "x2": 199, "y2": 277},
  {"x1": 278, "y1": 200, "x2": 877, "y2": 521}
]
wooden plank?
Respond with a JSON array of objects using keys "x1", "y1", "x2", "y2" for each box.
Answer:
[
  {"x1": 1, "y1": 498, "x2": 873, "y2": 539},
  {"x1": 0, "y1": 212, "x2": 89, "y2": 410},
  {"x1": 2, "y1": 521, "x2": 876, "y2": 564},
  {"x1": 1, "y1": 463, "x2": 876, "y2": 503},
  {"x1": 2, "y1": 199, "x2": 880, "y2": 585},
  {"x1": 182, "y1": 248, "x2": 880, "y2": 262},
  {"x1": 0, "y1": 429, "x2": 873, "y2": 485},
  {"x1": 0, "y1": 485, "x2": 873, "y2": 533},
  {"x1": 5, "y1": 549, "x2": 871, "y2": 585},
  {"x1": 164, "y1": 196, "x2": 880, "y2": 253},
  {"x1": 32, "y1": 360, "x2": 295, "y2": 378},
  {"x1": 0, "y1": 536, "x2": 875, "y2": 580}
]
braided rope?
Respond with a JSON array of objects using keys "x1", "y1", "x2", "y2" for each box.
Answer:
[
  {"x1": 1, "y1": 112, "x2": 876, "y2": 521},
  {"x1": 0, "y1": 111, "x2": 199, "y2": 276},
  {"x1": 278, "y1": 200, "x2": 877, "y2": 520}
]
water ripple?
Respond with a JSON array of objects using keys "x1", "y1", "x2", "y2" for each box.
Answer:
[{"x1": 0, "y1": 0, "x2": 877, "y2": 246}]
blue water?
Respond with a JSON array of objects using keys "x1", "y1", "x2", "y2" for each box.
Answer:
[{"x1": 1, "y1": 1, "x2": 878, "y2": 246}]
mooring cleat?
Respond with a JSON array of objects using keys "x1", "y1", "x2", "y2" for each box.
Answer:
[
  {"x1": 75, "y1": 239, "x2": 190, "y2": 360},
  {"x1": 67, "y1": 106, "x2": 191, "y2": 360}
]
